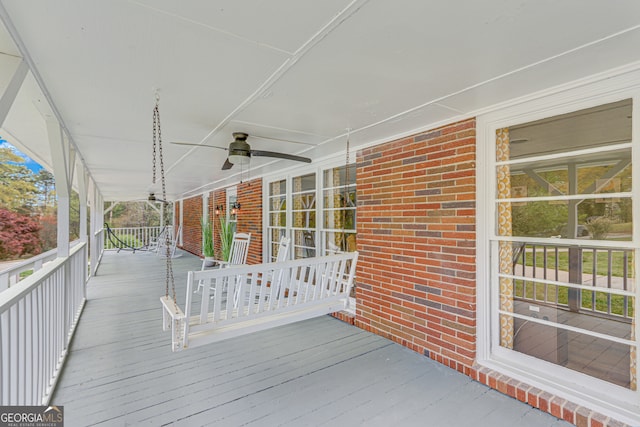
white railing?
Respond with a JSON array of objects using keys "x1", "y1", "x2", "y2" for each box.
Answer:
[
  {"x1": 0, "y1": 242, "x2": 87, "y2": 405},
  {"x1": 0, "y1": 240, "x2": 82, "y2": 292},
  {"x1": 92, "y1": 228, "x2": 104, "y2": 277},
  {"x1": 103, "y1": 225, "x2": 165, "y2": 251}
]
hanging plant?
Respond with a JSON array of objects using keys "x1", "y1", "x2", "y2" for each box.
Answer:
[{"x1": 218, "y1": 215, "x2": 234, "y2": 261}]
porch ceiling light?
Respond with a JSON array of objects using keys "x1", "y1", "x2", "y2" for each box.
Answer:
[{"x1": 228, "y1": 152, "x2": 250, "y2": 166}]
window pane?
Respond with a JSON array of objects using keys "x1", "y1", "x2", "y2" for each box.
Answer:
[
  {"x1": 499, "y1": 149, "x2": 632, "y2": 200},
  {"x1": 323, "y1": 164, "x2": 356, "y2": 187},
  {"x1": 498, "y1": 199, "x2": 632, "y2": 241},
  {"x1": 268, "y1": 228, "x2": 286, "y2": 262},
  {"x1": 503, "y1": 311, "x2": 634, "y2": 389},
  {"x1": 510, "y1": 242, "x2": 635, "y2": 300},
  {"x1": 293, "y1": 192, "x2": 316, "y2": 210},
  {"x1": 324, "y1": 209, "x2": 356, "y2": 231},
  {"x1": 270, "y1": 179, "x2": 286, "y2": 196},
  {"x1": 501, "y1": 99, "x2": 632, "y2": 161},
  {"x1": 324, "y1": 231, "x2": 357, "y2": 253},
  {"x1": 293, "y1": 230, "x2": 315, "y2": 259},
  {"x1": 269, "y1": 212, "x2": 286, "y2": 227},
  {"x1": 293, "y1": 173, "x2": 315, "y2": 192}
]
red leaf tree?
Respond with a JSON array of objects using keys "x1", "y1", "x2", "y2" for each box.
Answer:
[{"x1": 0, "y1": 208, "x2": 42, "y2": 260}]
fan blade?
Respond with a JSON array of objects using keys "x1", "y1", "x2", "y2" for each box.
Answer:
[
  {"x1": 250, "y1": 150, "x2": 312, "y2": 163},
  {"x1": 171, "y1": 141, "x2": 228, "y2": 151},
  {"x1": 250, "y1": 134, "x2": 318, "y2": 146},
  {"x1": 221, "y1": 158, "x2": 234, "y2": 170}
]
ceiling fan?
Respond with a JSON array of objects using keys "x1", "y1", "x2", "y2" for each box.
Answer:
[{"x1": 172, "y1": 132, "x2": 312, "y2": 170}]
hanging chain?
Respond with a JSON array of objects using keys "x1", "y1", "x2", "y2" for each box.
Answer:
[
  {"x1": 342, "y1": 130, "x2": 351, "y2": 250},
  {"x1": 153, "y1": 99, "x2": 176, "y2": 304},
  {"x1": 152, "y1": 108, "x2": 157, "y2": 184}
]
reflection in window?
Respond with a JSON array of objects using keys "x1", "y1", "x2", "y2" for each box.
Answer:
[
  {"x1": 267, "y1": 179, "x2": 286, "y2": 262},
  {"x1": 293, "y1": 173, "x2": 316, "y2": 259},
  {"x1": 494, "y1": 98, "x2": 636, "y2": 390},
  {"x1": 322, "y1": 164, "x2": 356, "y2": 253}
]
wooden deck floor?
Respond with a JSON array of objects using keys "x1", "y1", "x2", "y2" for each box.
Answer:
[{"x1": 52, "y1": 250, "x2": 570, "y2": 426}]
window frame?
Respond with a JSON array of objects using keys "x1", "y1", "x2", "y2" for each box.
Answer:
[
  {"x1": 477, "y1": 74, "x2": 640, "y2": 419},
  {"x1": 262, "y1": 157, "x2": 357, "y2": 262}
]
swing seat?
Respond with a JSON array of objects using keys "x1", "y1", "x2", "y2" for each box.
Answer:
[{"x1": 160, "y1": 251, "x2": 358, "y2": 351}]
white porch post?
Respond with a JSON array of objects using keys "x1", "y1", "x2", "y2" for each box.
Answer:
[
  {"x1": 77, "y1": 165, "x2": 88, "y2": 243},
  {"x1": 47, "y1": 119, "x2": 73, "y2": 258},
  {"x1": 89, "y1": 179, "x2": 97, "y2": 275}
]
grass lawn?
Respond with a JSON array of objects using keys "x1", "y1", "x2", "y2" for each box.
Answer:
[
  {"x1": 514, "y1": 279, "x2": 633, "y2": 317},
  {"x1": 519, "y1": 246, "x2": 633, "y2": 278}
]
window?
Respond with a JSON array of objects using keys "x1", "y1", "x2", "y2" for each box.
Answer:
[
  {"x1": 267, "y1": 179, "x2": 287, "y2": 262},
  {"x1": 322, "y1": 164, "x2": 356, "y2": 254},
  {"x1": 292, "y1": 173, "x2": 316, "y2": 259},
  {"x1": 264, "y1": 162, "x2": 357, "y2": 261},
  {"x1": 479, "y1": 86, "x2": 639, "y2": 416},
  {"x1": 226, "y1": 186, "x2": 237, "y2": 233}
]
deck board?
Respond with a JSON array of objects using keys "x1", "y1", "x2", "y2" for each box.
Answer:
[{"x1": 52, "y1": 250, "x2": 570, "y2": 426}]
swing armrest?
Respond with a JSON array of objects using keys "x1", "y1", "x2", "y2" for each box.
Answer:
[{"x1": 161, "y1": 295, "x2": 186, "y2": 351}]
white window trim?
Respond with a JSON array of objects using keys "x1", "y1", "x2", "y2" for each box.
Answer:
[
  {"x1": 477, "y1": 68, "x2": 640, "y2": 424},
  {"x1": 261, "y1": 154, "x2": 354, "y2": 260},
  {"x1": 226, "y1": 186, "x2": 237, "y2": 223}
]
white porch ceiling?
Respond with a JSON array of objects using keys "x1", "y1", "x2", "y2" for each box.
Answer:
[{"x1": 0, "y1": 0, "x2": 639, "y2": 201}]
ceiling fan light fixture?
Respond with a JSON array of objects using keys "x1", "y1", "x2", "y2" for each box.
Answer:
[{"x1": 228, "y1": 153, "x2": 250, "y2": 165}]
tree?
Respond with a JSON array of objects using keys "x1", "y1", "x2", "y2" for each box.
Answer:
[
  {"x1": 0, "y1": 147, "x2": 39, "y2": 214},
  {"x1": 0, "y1": 208, "x2": 42, "y2": 260},
  {"x1": 34, "y1": 169, "x2": 56, "y2": 213}
]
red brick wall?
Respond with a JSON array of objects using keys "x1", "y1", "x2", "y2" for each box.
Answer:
[
  {"x1": 180, "y1": 195, "x2": 203, "y2": 256},
  {"x1": 209, "y1": 178, "x2": 263, "y2": 265},
  {"x1": 356, "y1": 118, "x2": 476, "y2": 370},
  {"x1": 237, "y1": 179, "x2": 262, "y2": 264}
]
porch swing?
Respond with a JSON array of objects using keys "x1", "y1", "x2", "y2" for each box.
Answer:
[{"x1": 154, "y1": 98, "x2": 357, "y2": 351}]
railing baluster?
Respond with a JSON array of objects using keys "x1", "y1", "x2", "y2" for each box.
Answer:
[
  {"x1": 607, "y1": 249, "x2": 612, "y2": 315},
  {"x1": 590, "y1": 248, "x2": 596, "y2": 314},
  {"x1": 623, "y1": 250, "x2": 629, "y2": 318},
  {"x1": 0, "y1": 243, "x2": 87, "y2": 405}
]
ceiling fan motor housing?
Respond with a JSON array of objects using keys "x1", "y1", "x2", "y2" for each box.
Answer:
[{"x1": 228, "y1": 139, "x2": 251, "y2": 156}]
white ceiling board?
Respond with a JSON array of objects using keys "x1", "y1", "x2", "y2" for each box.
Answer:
[
  {"x1": 1, "y1": 1, "x2": 640, "y2": 201},
  {"x1": 440, "y1": 27, "x2": 640, "y2": 115},
  {"x1": 236, "y1": 0, "x2": 640, "y2": 139},
  {"x1": 131, "y1": 0, "x2": 354, "y2": 55}
]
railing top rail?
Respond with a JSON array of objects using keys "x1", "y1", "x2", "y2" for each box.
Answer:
[
  {"x1": 0, "y1": 239, "x2": 83, "y2": 276},
  {"x1": 493, "y1": 236, "x2": 636, "y2": 250},
  {"x1": 0, "y1": 242, "x2": 86, "y2": 315}
]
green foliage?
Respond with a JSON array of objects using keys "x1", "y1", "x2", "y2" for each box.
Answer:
[
  {"x1": 104, "y1": 201, "x2": 163, "y2": 228},
  {"x1": 511, "y1": 201, "x2": 566, "y2": 237},
  {"x1": 201, "y1": 217, "x2": 214, "y2": 257},
  {"x1": 0, "y1": 147, "x2": 39, "y2": 214},
  {"x1": 514, "y1": 280, "x2": 633, "y2": 317},
  {"x1": 218, "y1": 215, "x2": 234, "y2": 262},
  {"x1": 586, "y1": 216, "x2": 612, "y2": 240},
  {"x1": 523, "y1": 246, "x2": 633, "y2": 277}
]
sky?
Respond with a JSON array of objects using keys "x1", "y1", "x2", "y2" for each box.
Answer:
[{"x1": 0, "y1": 139, "x2": 43, "y2": 173}]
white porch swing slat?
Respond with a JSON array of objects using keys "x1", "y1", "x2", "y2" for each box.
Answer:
[{"x1": 161, "y1": 251, "x2": 358, "y2": 351}]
